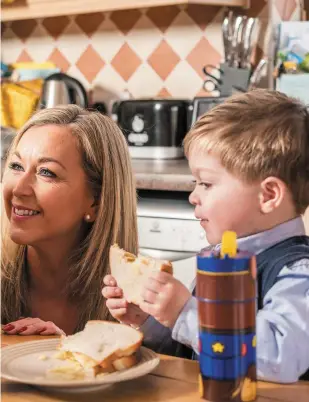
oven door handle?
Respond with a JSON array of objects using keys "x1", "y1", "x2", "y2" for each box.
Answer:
[{"x1": 139, "y1": 247, "x2": 195, "y2": 262}]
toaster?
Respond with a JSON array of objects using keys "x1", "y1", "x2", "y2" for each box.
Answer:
[{"x1": 112, "y1": 99, "x2": 190, "y2": 160}]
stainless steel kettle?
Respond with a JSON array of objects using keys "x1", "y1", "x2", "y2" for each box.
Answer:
[{"x1": 41, "y1": 72, "x2": 88, "y2": 109}]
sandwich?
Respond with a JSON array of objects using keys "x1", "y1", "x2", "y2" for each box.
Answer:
[
  {"x1": 51, "y1": 320, "x2": 143, "y2": 378},
  {"x1": 109, "y1": 244, "x2": 173, "y2": 306}
]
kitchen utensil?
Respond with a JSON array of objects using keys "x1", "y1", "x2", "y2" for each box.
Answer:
[
  {"x1": 202, "y1": 64, "x2": 223, "y2": 92},
  {"x1": 248, "y1": 58, "x2": 268, "y2": 90},
  {"x1": 241, "y1": 17, "x2": 258, "y2": 69},
  {"x1": 231, "y1": 15, "x2": 246, "y2": 68},
  {"x1": 222, "y1": 10, "x2": 234, "y2": 65},
  {"x1": 40, "y1": 72, "x2": 88, "y2": 109},
  {"x1": 237, "y1": 15, "x2": 247, "y2": 68}
]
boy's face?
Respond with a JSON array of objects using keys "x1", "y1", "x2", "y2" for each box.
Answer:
[{"x1": 188, "y1": 150, "x2": 262, "y2": 245}]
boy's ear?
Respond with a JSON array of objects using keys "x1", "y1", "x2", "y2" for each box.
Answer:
[{"x1": 259, "y1": 177, "x2": 286, "y2": 214}]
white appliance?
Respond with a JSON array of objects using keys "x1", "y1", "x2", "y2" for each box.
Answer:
[{"x1": 137, "y1": 192, "x2": 209, "y2": 288}]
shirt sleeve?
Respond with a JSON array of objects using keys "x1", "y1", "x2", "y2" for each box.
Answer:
[
  {"x1": 257, "y1": 258, "x2": 309, "y2": 383},
  {"x1": 171, "y1": 296, "x2": 199, "y2": 354}
]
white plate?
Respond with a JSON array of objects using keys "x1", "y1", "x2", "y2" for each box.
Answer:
[{"x1": 1, "y1": 339, "x2": 160, "y2": 392}]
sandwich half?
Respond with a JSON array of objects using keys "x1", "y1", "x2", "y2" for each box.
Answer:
[
  {"x1": 56, "y1": 320, "x2": 143, "y2": 377},
  {"x1": 109, "y1": 244, "x2": 173, "y2": 306}
]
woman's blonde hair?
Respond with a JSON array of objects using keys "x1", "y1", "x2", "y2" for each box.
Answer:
[
  {"x1": 1, "y1": 105, "x2": 138, "y2": 330},
  {"x1": 184, "y1": 89, "x2": 309, "y2": 214}
]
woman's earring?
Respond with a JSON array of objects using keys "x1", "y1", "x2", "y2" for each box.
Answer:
[{"x1": 85, "y1": 214, "x2": 91, "y2": 222}]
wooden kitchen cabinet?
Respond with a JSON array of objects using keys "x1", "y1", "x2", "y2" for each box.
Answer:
[{"x1": 2, "y1": 0, "x2": 249, "y2": 21}]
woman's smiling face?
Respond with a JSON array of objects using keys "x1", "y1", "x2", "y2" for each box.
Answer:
[{"x1": 3, "y1": 125, "x2": 94, "y2": 246}]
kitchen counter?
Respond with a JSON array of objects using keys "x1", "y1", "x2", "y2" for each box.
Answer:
[
  {"x1": 132, "y1": 159, "x2": 194, "y2": 192},
  {"x1": 2, "y1": 335, "x2": 309, "y2": 402}
]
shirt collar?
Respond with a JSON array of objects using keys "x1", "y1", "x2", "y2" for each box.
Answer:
[{"x1": 214, "y1": 217, "x2": 305, "y2": 255}]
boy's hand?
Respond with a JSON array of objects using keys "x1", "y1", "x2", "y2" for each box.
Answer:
[
  {"x1": 140, "y1": 271, "x2": 191, "y2": 328},
  {"x1": 102, "y1": 275, "x2": 149, "y2": 327}
]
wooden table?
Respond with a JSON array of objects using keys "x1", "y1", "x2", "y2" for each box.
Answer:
[{"x1": 1, "y1": 335, "x2": 309, "y2": 402}]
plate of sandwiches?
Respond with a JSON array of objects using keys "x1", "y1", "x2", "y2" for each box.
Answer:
[
  {"x1": 1, "y1": 321, "x2": 160, "y2": 392},
  {"x1": 1, "y1": 245, "x2": 173, "y2": 392}
]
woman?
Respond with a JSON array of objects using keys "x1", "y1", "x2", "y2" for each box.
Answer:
[{"x1": 1, "y1": 105, "x2": 138, "y2": 336}]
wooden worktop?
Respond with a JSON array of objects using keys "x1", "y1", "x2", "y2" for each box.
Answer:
[
  {"x1": 2, "y1": 335, "x2": 309, "y2": 402},
  {"x1": 132, "y1": 158, "x2": 194, "y2": 192}
]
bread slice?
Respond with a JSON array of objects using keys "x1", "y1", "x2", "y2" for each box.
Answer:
[
  {"x1": 110, "y1": 244, "x2": 173, "y2": 306},
  {"x1": 57, "y1": 320, "x2": 143, "y2": 376}
]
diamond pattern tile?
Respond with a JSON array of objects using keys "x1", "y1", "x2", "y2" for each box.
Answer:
[
  {"x1": 91, "y1": 64, "x2": 126, "y2": 94},
  {"x1": 157, "y1": 87, "x2": 172, "y2": 97},
  {"x1": 126, "y1": 15, "x2": 162, "y2": 60},
  {"x1": 11, "y1": 19, "x2": 37, "y2": 42},
  {"x1": 91, "y1": 19, "x2": 125, "y2": 63},
  {"x1": 56, "y1": 20, "x2": 89, "y2": 65},
  {"x1": 48, "y1": 48, "x2": 71, "y2": 73},
  {"x1": 1, "y1": 28, "x2": 24, "y2": 63},
  {"x1": 204, "y1": 13, "x2": 224, "y2": 59},
  {"x1": 16, "y1": 49, "x2": 33, "y2": 63},
  {"x1": 76, "y1": 45, "x2": 105, "y2": 83},
  {"x1": 147, "y1": 39, "x2": 180, "y2": 80},
  {"x1": 245, "y1": 0, "x2": 268, "y2": 18},
  {"x1": 164, "y1": 60, "x2": 202, "y2": 98},
  {"x1": 275, "y1": 0, "x2": 297, "y2": 20},
  {"x1": 146, "y1": 6, "x2": 180, "y2": 33},
  {"x1": 111, "y1": 43, "x2": 142, "y2": 81},
  {"x1": 42, "y1": 16, "x2": 70, "y2": 39},
  {"x1": 66, "y1": 65, "x2": 90, "y2": 90},
  {"x1": 186, "y1": 37, "x2": 221, "y2": 79},
  {"x1": 2, "y1": 2, "x2": 273, "y2": 96},
  {"x1": 24, "y1": 25, "x2": 56, "y2": 62},
  {"x1": 165, "y1": 11, "x2": 204, "y2": 59},
  {"x1": 127, "y1": 64, "x2": 162, "y2": 98},
  {"x1": 110, "y1": 9, "x2": 142, "y2": 35},
  {"x1": 75, "y1": 13, "x2": 105, "y2": 37},
  {"x1": 187, "y1": 5, "x2": 219, "y2": 30}
]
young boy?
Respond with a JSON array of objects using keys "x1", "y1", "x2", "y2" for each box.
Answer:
[{"x1": 103, "y1": 89, "x2": 309, "y2": 383}]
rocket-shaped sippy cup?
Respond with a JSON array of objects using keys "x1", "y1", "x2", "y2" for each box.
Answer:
[{"x1": 197, "y1": 231, "x2": 257, "y2": 402}]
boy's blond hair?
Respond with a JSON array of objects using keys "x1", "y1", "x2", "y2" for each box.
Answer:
[{"x1": 184, "y1": 89, "x2": 309, "y2": 214}]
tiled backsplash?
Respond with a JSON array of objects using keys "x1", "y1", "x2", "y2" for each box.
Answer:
[{"x1": 1, "y1": 1, "x2": 302, "y2": 101}]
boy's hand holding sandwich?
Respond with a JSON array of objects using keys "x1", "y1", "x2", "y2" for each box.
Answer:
[
  {"x1": 103, "y1": 274, "x2": 149, "y2": 327},
  {"x1": 140, "y1": 270, "x2": 191, "y2": 328},
  {"x1": 103, "y1": 245, "x2": 191, "y2": 329}
]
